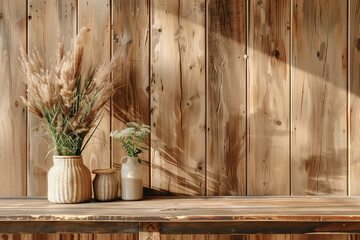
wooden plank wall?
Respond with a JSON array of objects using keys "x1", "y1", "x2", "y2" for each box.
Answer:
[
  {"x1": 151, "y1": 0, "x2": 206, "y2": 196},
  {"x1": 27, "y1": 0, "x2": 77, "y2": 197},
  {"x1": 0, "y1": 0, "x2": 359, "y2": 240},
  {"x1": 292, "y1": 0, "x2": 348, "y2": 196},
  {"x1": 249, "y1": 0, "x2": 290, "y2": 196},
  {"x1": 207, "y1": 0, "x2": 247, "y2": 197}
]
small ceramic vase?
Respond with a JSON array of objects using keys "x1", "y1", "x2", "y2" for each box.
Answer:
[
  {"x1": 121, "y1": 156, "x2": 143, "y2": 200},
  {"x1": 92, "y1": 169, "x2": 118, "y2": 201},
  {"x1": 48, "y1": 155, "x2": 92, "y2": 203}
]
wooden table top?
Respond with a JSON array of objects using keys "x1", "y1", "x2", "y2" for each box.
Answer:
[{"x1": 1, "y1": 196, "x2": 360, "y2": 222}]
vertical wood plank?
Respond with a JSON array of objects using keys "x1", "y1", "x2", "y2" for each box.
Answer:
[
  {"x1": 77, "y1": 235, "x2": 92, "y2": 240},
  {"x1": 28, "y1": 1, "x2": 76, "y2": 240},
  {"x1": 151, "y1": 0, "x2": 206, "y2": 196},
  {"x1": 60, "y1": 234, "x2": 93, "y2": 240},
  {"x1": 292, "y1": 0, "x2": 347, "y2": 195},
  {"x1": 0, "y1": 233, "x2": 21, "y2": 240},
  {"x1": 19, "y1": 234, "x2": 33, "y2": 240},
  {"x1": 348, "y1": 2, "x2": 359, "y2": 239},
  {"x1": 292, "y1": 235, "x2": 350, "y2": 240},
  {"x1": 0, "y1": 2, "x2": 26, "y2": 236},
  {"x1": 78, "y1": 1, "x2": 111, "y2": 239},
  {"x1": 60, "y1": 234, "x2": 75, "y2": 240},
  {"x1": 150, "y1": 0, "x2": 205, "y2": 239},
  {"x1": 168, "y1": 236, "x2": 215, "y2": 240},
  {"x1": 247, "y1": 0, "x2": 290, "y2": 239},
  {"x1": 249, "y1": 0, "x2": 291, "y2": 195},
  {"x1": 249, "y1": 236, "x2": 290, "y2": 240},
  {"x1": 349, "y1": 0, "x2": 359, "y2": 231},
  {"x1": 27, "y1": 0, "x2": 77, "y2": 196},
  {"x1": 78, "y1": 0, "x2": 111, "y2": 172},
  {"x1": 112, "y1": 0, "x2": 150, "y2": 196},
  {"x1": 140, "y1": 223, "x2": 159, "y2": 240},
  {"x1": 77, "y1": 0, "x2": 111, "y2": 237},
  {"x1": 350, "y1": 0, "x2": 360, "y2": 195},
  {"x1": 349, "y1": 0, "x2": 359, "y2": 233},
  {"x1": 112, "y1": 234, "x2": 138, "y2": 240},
  {"x1": 0, "y1": 0, "x2": 27, "y2": 196},
  {"x1": 351, "y1": 234, "x2": 360, "y2": 240},
  {"x1": 290, "y1": 1, "x2": 349, "y2": 239},
  {"x1": 33, "y1": 235, "x2": 59, "y2": 240},
  {"x1": 93, "y1": 234, "x2": 110, "y2": 240},
  {"x1": 207, "y1": 0, "x2": 247, "y2": 196},
  {"x1": 206, "y1": 236, "x2": 249, "y2": 240}
]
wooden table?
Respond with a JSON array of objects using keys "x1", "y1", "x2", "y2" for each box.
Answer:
[{"x1": 2, "y1": 196, "x2": 360, "y2": 238}]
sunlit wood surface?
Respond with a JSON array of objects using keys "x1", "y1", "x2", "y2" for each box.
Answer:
[
  {"x1": 2, "y1": 196, "x2": 360, "y2": 222},
  {"x1": 3, "y1": 197, "x2": 360, "y2": 235}
]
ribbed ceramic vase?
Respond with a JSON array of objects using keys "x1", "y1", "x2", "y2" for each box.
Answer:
[
  {"x1": 92, "y1": 169, "x2": 118, "y2": 201},
  {"x1": 47, "y1": 155, "x2": 92, "y2": 203}
]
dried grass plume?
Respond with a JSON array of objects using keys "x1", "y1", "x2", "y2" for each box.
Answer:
[{"x1": 20, "y1": 27, "x2": 117, "y2": 156}]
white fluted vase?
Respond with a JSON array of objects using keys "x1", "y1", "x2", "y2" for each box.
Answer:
[
  {"x1": 48, "y1": 155, "x2": 92, "y2": 203},
  {"x1": 92, "y1": 169, "x2": 118, "y2": 201}
]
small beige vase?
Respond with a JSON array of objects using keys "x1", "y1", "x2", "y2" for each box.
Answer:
[
  {"x1": 121, "y1": 156, "x2": 143, "y2": 200},
  {"x1": 48, "y1": 155, "x2": 92, "y2": 203},
  {"x1": 92, "y1": 169, "x2": 118, "y2": 201}
]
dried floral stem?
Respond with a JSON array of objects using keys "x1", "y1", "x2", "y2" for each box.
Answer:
[{"x1": 20, "y1": 27, "x2": 116, "y2": 156}]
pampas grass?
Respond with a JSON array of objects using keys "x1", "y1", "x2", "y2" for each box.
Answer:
[{"x1": 20, "y1": 28, "x2": 116, "y2": 156}]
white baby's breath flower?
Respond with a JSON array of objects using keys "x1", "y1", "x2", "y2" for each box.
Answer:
[
  {"x1": 118, "y1": 127, "x2": 136, "y2": 137},
  {"x1": 126, "y1": 122, "x2": 140, "y2": 129},
  {"x1": 111, "y1": 122, "x2": 151, "y2": 158},
  {"x1": 140, "y1": 128, "x2": 150, "y2": 134},
  {"x1": 135, "y1": 130, "x2": 144, "y2": 137}
]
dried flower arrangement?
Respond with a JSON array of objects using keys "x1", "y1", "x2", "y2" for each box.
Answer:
[
  {"x1": 20, "y1": 28, "x2": 116, "y2": 156},
  {"x1": 110, "y1": 122, "x2": 150, "y2": 163}
]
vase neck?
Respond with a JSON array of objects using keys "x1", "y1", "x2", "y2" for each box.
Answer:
[{"x1": 53, "y1": 156, "x2": 83, "y2": 167}]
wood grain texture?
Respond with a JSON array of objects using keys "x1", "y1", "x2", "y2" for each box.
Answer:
[
  {"x1": 206, "y1": 236, "x2": 249, "y2": 240},
  {"x1": 0, "y1": 233, "x2": 22, "y2": 240},
  {"x1": 4, "y1": 219, "x2": 360, "y2": 235},
  {"x1": 112, "y1": 234, "x2": 138, "y2": 240},
  {"x1": 161, "y1": 222, "x2": 360, "y2": 234},
  {"x1": 0, "y1": 0, "x2": 27, "y2": 196},
  {"x1": 3, "y1": 196, "x2": 360, "y2": 222},
  {"x1": 0, "y1": 222, "x2": 138, "y2": 234},
  {"x1": 94, "y1": 234, "x2": 111, "y2": 240},
  {"x1": 0, "y1": 0, "x2": 358, "y2": 239},
  {"x1": 27, "y1": 0, "x2": 77, "y2": 196},
  {"x1": 27, "y1": 2, "x2": 76, "y2": 239},
  {"x1": 292, "y1": 235, "x2": 350, "y2": 240},
  {"x1": 60, "y1": 234, "x2": 95, "y2": 240},
  {"x1": 350, "y1": 0, "x2": 360, "y2": 195},
  {"x1": 349, "y1": 0, "x2": 360, "y2": 231},
  {"x1": 15, "y1": 234, "x2": 60, "y2": 240},
  {"x1": 78, "y1": 0, "x2": 111, "y2": 172},
  {"x1": 161, "y1": 236, "x2": 209, "y2": 240},
  {"x1": 111, "y1": 1, "x2": 149, "y2": 237},
  {"x1": 207, "y1": 0, "x2": 247, "y2": 196},
  {"x1": 249, "y1": 0, "x2": 290, "y2": 196},
  {"x1": 140, "y1": 223, "x2": 159, "y2": 240},
  {"x1": 244, "y1": 237, "x2": 286, "y2": 240},
  {"x1": 292, "y1": 0, "x2": 348, "y2": 195},
  {"x1": 66, "y1": 235, "x2": 92, "y2": 240},
  {"x1": 247, "y1": 236, "x2": 348, "y2": 240},
  {"x1": 351, "y1": 234, "x2": 360, "y2": 240},
  {"x1": 62, "y1": 3, "x2": 110, "y2": 240},
  {"x1": 112, "y1": 0, "x2": 150, "y2": 193},
  {"x1": 150, "y1": 0, "x2": 206, "y2": 196}
]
